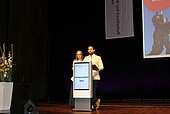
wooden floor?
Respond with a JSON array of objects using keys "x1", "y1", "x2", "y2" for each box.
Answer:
[{"x1": 36, "y1": 102, "x2": 170, "y2": 114}]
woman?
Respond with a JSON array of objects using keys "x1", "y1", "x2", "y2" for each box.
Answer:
[{"x1": 69, "y1": 50, "x2": 83, "y2": 106}]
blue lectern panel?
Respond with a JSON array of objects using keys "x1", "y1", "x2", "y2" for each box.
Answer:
[{"x1": 74, "y1": 62, "x2": 90, "y2": 90}]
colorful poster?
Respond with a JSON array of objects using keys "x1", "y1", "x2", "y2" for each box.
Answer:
[{"x1": 142, "y1": 0, "x2": 170, "y2": 58}]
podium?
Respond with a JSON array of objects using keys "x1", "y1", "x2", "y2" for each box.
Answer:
[{"x1": 72, "y1": 61, "x2": 93, "y2": 111}]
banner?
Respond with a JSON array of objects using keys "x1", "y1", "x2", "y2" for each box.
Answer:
[
  {"x1": 142, "y1": 0, "x2": 170, "y2": 58},
  {"x1": 105, "y1": 0, "x2": 134, "y2": 39}
]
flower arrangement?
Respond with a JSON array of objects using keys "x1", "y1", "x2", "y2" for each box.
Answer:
[{"x1": 0, "y1": 43, "x2": 14, "y2": 82}]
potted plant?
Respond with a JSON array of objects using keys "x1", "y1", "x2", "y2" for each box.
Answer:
[{"x1": 0, "y1": 43, "x2": 14, "y2": 110}]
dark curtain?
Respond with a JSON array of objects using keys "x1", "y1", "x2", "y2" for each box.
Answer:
[
  {"x1": 48, "y1": 0, "x2": 170, "y2": 102},
  {"x1": 0, "y1": 0, "x2": 9, "y2": 42},
  {"x1": 1, "y1": 0, "x2": 170, "y2": 104},
  {"x1": 1, "y1": 0, "x2": 49, "y2": 101}
]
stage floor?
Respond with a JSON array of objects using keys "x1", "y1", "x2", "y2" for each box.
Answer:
[
  {"x1": 36, "y1": 102, "x2": 170, "y2": 114},
  {"x1": 4, "y1": 100, "x2": 170, "y2": 114}
]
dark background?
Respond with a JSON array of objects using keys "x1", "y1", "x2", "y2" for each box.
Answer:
[{"x1": 1, "y1": 0, "x2": 170, "y2": 104}]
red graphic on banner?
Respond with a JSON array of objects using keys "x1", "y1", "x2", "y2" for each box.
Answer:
[{"x1": 144, "y1": 0, "x2": 170, "y2": 12}]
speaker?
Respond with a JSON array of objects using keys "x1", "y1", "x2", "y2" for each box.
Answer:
[{"x1": 24, "y1": 99, "x2": 39, "y2": 114}]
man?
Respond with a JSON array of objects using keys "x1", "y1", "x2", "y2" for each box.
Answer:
[{"x1": 83, "y1": 45, "x2": 104, "y2": 110}]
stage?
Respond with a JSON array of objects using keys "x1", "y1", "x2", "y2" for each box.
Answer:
[
  {"x1": 1, "y1": 100, "x2": 169, "y2": 113},
  {"x1": 36, "y1": 101, "x2": 170, "y2": 114}
]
